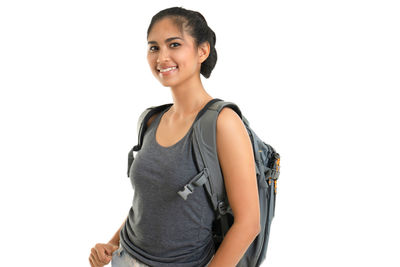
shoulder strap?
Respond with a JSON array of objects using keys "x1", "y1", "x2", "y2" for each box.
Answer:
[
  {"x1": 188, "y1": 99, "x2": 245, "y2": 215},
  {"x1": 127, "y1": 98, "x2": 223, "y2": 178},
  {"x1": 126, "y1": 103, "x2": 172, "y2": 177}
]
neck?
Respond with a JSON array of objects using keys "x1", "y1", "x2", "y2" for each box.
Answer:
[{"x1": 167, "y1": 76, "x2": 213, "y2": 119}]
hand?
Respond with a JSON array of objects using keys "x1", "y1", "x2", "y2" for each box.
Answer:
[{"x1": 89, "y1": 242, "x2": 119, "y2": 267}]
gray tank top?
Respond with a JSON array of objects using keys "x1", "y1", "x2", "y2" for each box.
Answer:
[{"x1": 120, "y1": 106, "x2": 216, "y2": 267}]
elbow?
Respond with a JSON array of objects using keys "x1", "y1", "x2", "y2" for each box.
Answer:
[
  {"x1": 249, "y1": 210, "x2": 261, "y2": 237},
  {"x1": 252, "y1": 221, "x2": 261, "y2": 237},
  {"x1": 244, "y1": 220, "x2": 261, "y2": 241},
  {"x1": 250, "y1": 212, "x2": 261, "y2": 237},
  {"x1": 235, "y1": 218, "x2": 261, "y2": 238},
  {"x1": 245, "y1": 211, "x2": 262, "y2": 237}
]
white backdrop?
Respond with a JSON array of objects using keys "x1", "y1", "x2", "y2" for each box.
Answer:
[{"x1": 1, "y1": 1, "x2": 399, "y2": 266}]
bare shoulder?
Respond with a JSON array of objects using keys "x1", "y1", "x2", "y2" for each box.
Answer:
[
  {"x1": 216, "y1": 106, "x2": 253, "y2": 164},
  {"x1": 216, "y1": 107, "x2": 248, "y2": 142}
]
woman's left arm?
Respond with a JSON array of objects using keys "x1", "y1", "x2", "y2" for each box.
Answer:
[{"x1": 207, "y1": 107, "x2": 261, "y2": 267}]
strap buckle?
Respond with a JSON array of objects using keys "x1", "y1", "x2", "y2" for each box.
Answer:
[
  {"x1": 177, "y1": 184, "x2": 194, "y2": 200},
  {"x1": 218, "y1": 201, "x2": 229, "y2": 215},
  {"x1": 177, "y1": 168, "x2": 209, "y2": 200}
]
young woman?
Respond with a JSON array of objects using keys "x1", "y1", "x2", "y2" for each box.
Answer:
[{"x1": 89, "y1": 6, "x2": 260, "y2": 267}]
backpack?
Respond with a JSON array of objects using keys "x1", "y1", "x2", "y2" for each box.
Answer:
[{"x1": 127, "y1": 98, "x2": 280, "y2": 267}]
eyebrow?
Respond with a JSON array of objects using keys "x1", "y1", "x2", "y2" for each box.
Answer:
[{"x1": 147, "y1": 37, "x2": 184, "y2": 45}]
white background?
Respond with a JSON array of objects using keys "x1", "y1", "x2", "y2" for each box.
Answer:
[{"x1": 1, "y1": 1, "x2": 399, "y2": 266}]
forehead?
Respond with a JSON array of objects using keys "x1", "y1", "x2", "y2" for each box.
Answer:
[{"x1": 147, "y1": 17, "x2": 186, "y2": 42}]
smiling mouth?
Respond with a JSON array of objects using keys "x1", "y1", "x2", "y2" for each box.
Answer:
[{"x1": 158, "y1": 66, "x2": 178, "y2": 73}]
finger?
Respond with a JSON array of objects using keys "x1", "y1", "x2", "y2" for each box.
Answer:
[
  {"x1": 107, "y1": 243, "x2": 119, "y2": 257},
  {"x1": 104, "y1": 255, "x2": 112, "y2": 264},
  {"x1": 90, "y1": 251, "x2": 103, "y2": 267},
  {"x1": 89, "y1": 254, "x2": 99, "y2": 267},
  {"x1": 102, "y1": 250, "x2": 112, "y2": 263},
  {"x1": 103, "y1": 245, "x2": 110, "y2": 256},
  {"x1": 103, "y1": 248, "x2": 113, "y2": 263},
  {"x1": 99, "y1": 245, "x2": 111, "y2": 264},
  {"x1": 93, "y1": 246, "x2": 108, "y2": 264},
  {"x1": 104, "y1": 244, "x2": 117, "y2": 261}
]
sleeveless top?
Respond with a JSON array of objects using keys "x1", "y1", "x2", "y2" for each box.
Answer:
[{"x1": 120, "y1": 106, "x2": 216, "y2": 267}]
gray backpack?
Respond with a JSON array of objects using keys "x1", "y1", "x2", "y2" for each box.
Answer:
[{"x1": 127, "y1": 98, "x2": 280, "y2": 267}]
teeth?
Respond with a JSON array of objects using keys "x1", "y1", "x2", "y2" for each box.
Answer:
[{"x1": 160, "y1": 66, "x2": 177, "y2": 73}]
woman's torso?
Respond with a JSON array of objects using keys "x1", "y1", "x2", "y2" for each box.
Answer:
[{"x1": 119, "y1": 106, "x2": 215, "y2": 267}]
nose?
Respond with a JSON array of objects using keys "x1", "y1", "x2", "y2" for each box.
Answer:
[{"x1": 156, "y1": 47, "x2": 170, "y2": 63}]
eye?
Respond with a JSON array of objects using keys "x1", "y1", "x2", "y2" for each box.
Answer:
[
  {"x1": 149, "y1": 46, "x2": 158, "y2": 52},
  {"x1": 148, "y1": 43, "x2": 180, "y2": 52}
]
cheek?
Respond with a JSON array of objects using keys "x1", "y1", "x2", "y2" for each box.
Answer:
[
  {"x1": 147, "y1": 56, "x2": 157, "y2": 71},
  {"x1": 147, "y1": 54, "x2": 154, "y2": 64},
  {"x1": 173, "y1": 53, "x2": 191, "y2": 69},
  {"x1": 178, "y1": 49, "x2": 198, "y2": 66}
]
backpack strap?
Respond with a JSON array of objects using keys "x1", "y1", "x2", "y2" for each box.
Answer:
[
  {"x1": 127, "y1": 103, "x2": 173, "y2": 177},
  {"x1": 179, "y1": 99, "x2": 245, "y2": 219},
  {"x1": 127, "y1": 98, "x2": 223, "y2": 178}
]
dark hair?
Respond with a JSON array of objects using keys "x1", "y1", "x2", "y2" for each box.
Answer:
[{"x1": 147, "y1": 6, "x2": 217, "y2": 79}]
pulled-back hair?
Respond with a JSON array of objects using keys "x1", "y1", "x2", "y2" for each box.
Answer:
[{"x1": 147, "y1": 6, "x2": 217, "y2": 79}]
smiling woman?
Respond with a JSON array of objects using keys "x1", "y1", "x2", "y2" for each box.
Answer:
[
  {"x1": 145, "y1": 16, "x2": 216, "y2": 88},
  {"x1": 89, "y1": 6, "x2": 260, "y2": 267}
]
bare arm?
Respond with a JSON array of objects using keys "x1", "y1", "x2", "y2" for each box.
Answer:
[
  {"x1": 207, "y1": 108, "x2": 261, "y2": 267},
  {"x1": 108, "y1": 217, "x2": 127, "y2": 246}
]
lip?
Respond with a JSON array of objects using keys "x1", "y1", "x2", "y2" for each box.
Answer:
[
  {"x1": 158, "y1": 66, "x2": 178, "y2": 76},
  {"x1": 157, "y1": 65, "x2": 178, "y2": 71}
]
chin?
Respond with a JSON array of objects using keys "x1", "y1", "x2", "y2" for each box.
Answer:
[
  {"x1": 156, "y1": 76, "x2": 181, "y2": 87},
  {"x1": 158, "y1": 79, "x2": 176, "y2": 88}
]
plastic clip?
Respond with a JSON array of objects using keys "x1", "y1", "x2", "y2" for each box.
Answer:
[
  {"x1": 218, "y1": 201, "x2": 228, "y2": 215},
  {"x1": 177, "y1": 168, "x2": 209, "y2": 200},
  {"x1": 177, "y1": 184, "x2": 194, "y2": 200}
]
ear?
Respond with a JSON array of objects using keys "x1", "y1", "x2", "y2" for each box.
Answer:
[{"x1": 198, "y1": 41, "x2": 210, "y2": 64}]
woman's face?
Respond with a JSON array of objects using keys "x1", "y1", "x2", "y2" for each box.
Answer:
[{"x1": 147, "y1": 18, "x2": 203, "y2": 87}]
